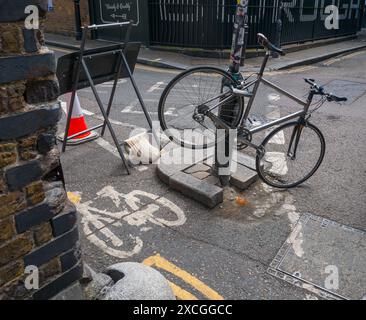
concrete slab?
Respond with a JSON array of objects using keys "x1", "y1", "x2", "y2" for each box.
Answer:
[
  {"x1": 192, "y1": 171, "x2": 211, "y2": 180},
  {"x1": 230, "y1": 164, "x2": 258, "y2": 190},
  {"x1": 157, "y1": 146, "x2": 258, "y2": 208},
  {"x1": 268, "y1": 213, "x2": 366, "y2": 300},
  {"x1": 233, "y1": 151, "x2": 257, "y2": 170},
  {"x1": 185, "y1": 163, "x2": 211, "y2": 174},
  {"x1": 170, "y1": 172, "x2": 223, "y2": 209}
]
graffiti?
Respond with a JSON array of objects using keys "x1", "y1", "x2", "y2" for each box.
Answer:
[{"x1": 283, "y1": 0, "x2": 360, "y2": 23}]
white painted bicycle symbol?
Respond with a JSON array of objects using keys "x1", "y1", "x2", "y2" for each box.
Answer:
[{"x1": 75, "y1": 186, "x2": 186, "y2": 259}]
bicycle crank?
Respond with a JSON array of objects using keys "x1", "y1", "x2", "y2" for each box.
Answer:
[{"x1": 237, "y1": 128, "x2": 253, "y2": 150}]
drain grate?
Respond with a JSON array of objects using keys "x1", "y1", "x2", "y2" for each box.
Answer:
[{"x1": 268, "y1": 214, "x2": 366, "y2": 300}]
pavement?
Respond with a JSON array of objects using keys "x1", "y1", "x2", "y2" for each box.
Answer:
[
  {"x1": 46, "y1": 31, "x2": 366, "y2": 72},
  {"x1": 49, "y1": 33, "x2": 366, "y2": 300}
]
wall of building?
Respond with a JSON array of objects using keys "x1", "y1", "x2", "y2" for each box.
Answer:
[
  {"x1": 0, "y1": 0, "x2": 82, "y2": 300},
  {"x1": 45, "y1": 0, "x2": 90, "y2": 36}
]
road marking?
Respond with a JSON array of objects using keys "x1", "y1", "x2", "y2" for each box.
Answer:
[
  {"x1": 94, "y1": 137, "x2": 148, "y2": 172},
  {"x1": 61, "y1": 98, "x2": 135, "y2": 128},
  {"x1": 269, "y1": 131, "x2": 285, "y2": 145},
  {"x1": 167, "y1": 281, "x2": 199, "y2": 300},
  {"x1": 148, "y1": 81, "x2": 165, "y2": 93},
  {"x1": 143, "y1": 254, "x2": 224, "y2": 300},
  {"x1": 265, "y1": 152, "x2": 289, "y2": 176},
  {"x1": 121, "y1": 99, "x2": 177, "y2": 117},
  {"x1": 135, "y1": 64, "x2": 181, "y2": 75},
  {"x1": 95, "y1": 137, "x2": 121, "y2": 157},
  {"x1": 93, "y1": 115, "x2": 137, "y2": 129},
  {"x1": 266, "y1": 109, "x2": 281, "y2": 120},
  {"x1": 263, "y1": 104, "x2": 285, "y2": 144},
  {"x1": 100, "y1": 79, "x2": 128, "y2": 88},
  {"x1": 268, "y1": 93, "x2": 281, "y2": 102},
  {"x1": 61, "y1": 100, "x2": 145, "y2": 171},
  {"x1": 70, "y1": 188, "x2": 186, "y2": 259},
  {"x1": 79, "y1": 88, "x2": 109, "y2": 94}
]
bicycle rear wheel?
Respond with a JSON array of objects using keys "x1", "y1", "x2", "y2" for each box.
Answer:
[
  {"x1": 256, "y1": 121, "x2": 326, "y2": 188},
  {"x1": 159, "y1": 67, "x2": 244, "y2": 149}
]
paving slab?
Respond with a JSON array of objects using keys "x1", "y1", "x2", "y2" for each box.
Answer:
[
  {"x1": 157, "y1": 145, "x2": 258, "y2": 208},
  {"x1": 170, "y1": 171, "x2": 223, "y2": 209},
  {"x1": 230, "y1": 164, "x2": 258, "y2": 190}
]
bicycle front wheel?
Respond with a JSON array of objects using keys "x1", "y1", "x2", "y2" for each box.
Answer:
[
  {"x1": 256, "y1": 121, "x2": 326, "y2": 189},
  {"x1": 159, "y1": 67, "x2": 244, "y2": 149}
]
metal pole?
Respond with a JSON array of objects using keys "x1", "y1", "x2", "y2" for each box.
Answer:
[
  {"x1": 214, "y1": 1, "x2": 250, "y2": 184},
  {"x1": 74, "y1": 0, "x2": 82, "y2": 41},
  {"x1": 214, "y1": 130, "x2": 232, "y2": 187},
  {"x1": 228, "y1": 0, "x2": 250, "y2": 76},
  {"x1": 62, "y1": 27, "x2": 88, "y2": 153},
  {"x1": 272, "y1": 0, "x2": 283, "y2": 59}
]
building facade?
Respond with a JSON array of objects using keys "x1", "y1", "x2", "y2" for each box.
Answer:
[{"x1": 45, "y1": 0, "x2": 365, "y2": 49}]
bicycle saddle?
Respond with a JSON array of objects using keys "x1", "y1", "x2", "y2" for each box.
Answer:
[{"x1": 257, "y1": 33, "x2": 285, "y2": 56}]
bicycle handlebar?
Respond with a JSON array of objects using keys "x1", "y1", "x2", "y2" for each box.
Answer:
[
  {"x1": 327, "y1": 94, "x2": 348, "y2": 102},
  {"x1": 304, "y1": 78, "x2": 348, "y2": 103}
]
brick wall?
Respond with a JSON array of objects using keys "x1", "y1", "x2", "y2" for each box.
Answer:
[
  {"x1": 0, "y1": 0, "x2": 82, "y2": 300},
  {"x1": 45, "y1": 0, "x2": 90, "y2": 36}
]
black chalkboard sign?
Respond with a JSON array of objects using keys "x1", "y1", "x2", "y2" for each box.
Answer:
[
  {"x1": 89, "y1": 0, "x2": 149, "y2": 44},
  {"x1": 99, "y1": 0, "x2": 140, "y2": 25},
  {"x1": 56, "y1": 42, "x2": 141, "y2": 95}
]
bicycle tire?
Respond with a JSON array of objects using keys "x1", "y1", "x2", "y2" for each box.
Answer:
[
  {"x1": 256, "y1": 121, "x2": 326, "y2": 189},
  {"x1": 159, "y1": 66, "x2": 245, "y2": 149}
]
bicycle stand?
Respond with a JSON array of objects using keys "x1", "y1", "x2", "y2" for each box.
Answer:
[{"x1": 57, "y1": 21, "x2": 154, "y2": 175}]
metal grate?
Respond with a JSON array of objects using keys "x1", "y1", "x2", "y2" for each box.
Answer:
[{"x1": 268, "y1": 213, "x2": 366, "y2": 300}]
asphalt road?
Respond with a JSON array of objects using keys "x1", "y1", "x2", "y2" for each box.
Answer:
[{"x1": 53, "y1": 46, "x2": 366, "y2": 300}]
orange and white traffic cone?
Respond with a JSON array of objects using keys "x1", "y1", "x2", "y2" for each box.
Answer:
[{"x1": 58, "y1": 92, "x2": 99, "y2": 145}]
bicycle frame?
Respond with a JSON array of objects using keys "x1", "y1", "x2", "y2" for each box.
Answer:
[{"x1": 204, "y1": 52, "x2": 315, "y2": 138}]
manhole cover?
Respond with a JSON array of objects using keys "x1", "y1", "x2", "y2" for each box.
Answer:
[
  {"x1": 268, "y1": 214, "x2": 366, "y2": 300},
  {"x1": 324, "y1": 80, "x2": 366, "y2": 104}
]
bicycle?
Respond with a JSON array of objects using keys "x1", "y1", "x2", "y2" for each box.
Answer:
[{"x1": 158, "y1": 33, "x2": 348, "y2": 189}]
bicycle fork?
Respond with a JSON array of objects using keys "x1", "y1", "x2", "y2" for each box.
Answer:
[{"x1": 288, "y1": 121, "x2": 306, "y2": 160}]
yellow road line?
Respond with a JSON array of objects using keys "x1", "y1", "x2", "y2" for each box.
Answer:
[
  {"x1": 167, "y1": 281, "x2": 199, "y2": 300},
  {"x1": 143, "y1": 254, "x2": 224, "y2": 300},
  {"x1": 70, "y1": 194, "x2": 221, "y2": 300}
]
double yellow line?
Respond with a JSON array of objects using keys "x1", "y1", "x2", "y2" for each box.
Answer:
[{"x1": 144, "y1": 254, "x2": 224, "y2": 300}]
